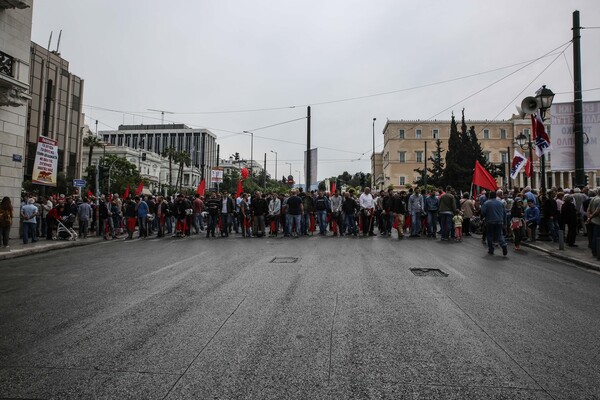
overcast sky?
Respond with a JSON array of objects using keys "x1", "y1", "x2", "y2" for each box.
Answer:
[{"x1": 32, "y1": 0, "x2": 600, "y2": 182}]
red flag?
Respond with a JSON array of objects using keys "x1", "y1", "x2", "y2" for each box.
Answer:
[
  {"x1": 525, "y1": 158, "x2": 532, "y2": 177},
  {"x1": 309, "y1": 214, "x2": 316, "y2": 232},
  {"x1": 236, "y1": 180, "x2": 243, "y2": 198},
  {"x1": 196, "y1": 179, "x2": 205, "y2": 196},
  {"x1": 134, "y1": 182, "x2": 144, "y2": 195},
  {"x1": 472, "y1": 161, "x2": 498, "y2": 192},
  {"x1": 123, "y1": 185, "x2": 130, "y2": 199},
  {"x1": 331, "y1": 181, "x2": 336, "y2": 194},
  {"x1": 87, "y1": 190, "x2": 94, "y2": 198}
]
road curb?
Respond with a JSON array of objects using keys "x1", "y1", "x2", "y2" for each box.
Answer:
[
  {"x1": 0, "y1": 238, "x2": 103, "y2": 261},
  {"x1": 521, "y1": 242, "x2": 600, "y2": 272}
]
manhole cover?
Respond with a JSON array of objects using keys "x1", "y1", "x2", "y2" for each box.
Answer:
[
  {"x1": 271, "y1": 257, "x2": 299, "y2": 263},
  {"x1": 410, "y1": 268, "x2": 448, "y2": 277}
]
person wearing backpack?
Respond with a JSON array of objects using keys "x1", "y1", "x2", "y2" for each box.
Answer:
[{"x1": 0, "y1": 196, "x2": 14, "y2": 248}]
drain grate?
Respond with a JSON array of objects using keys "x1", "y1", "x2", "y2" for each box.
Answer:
[
  {"x1": 410, "y1": 268, "x2": 448, "y2": 277},
  {"x1": 271, "y1": 257, "x2": 299, "y2": 264}
]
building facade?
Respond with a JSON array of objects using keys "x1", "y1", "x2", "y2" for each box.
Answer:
[
  {"x1": 376, "y1": 117, "x2": 598, "y2": 192},
  {"x1": 100, "y1": 124, "x2": 217, "y2": 184},
  {"x1": 27, "y1": 41, "x2": 85, "y2": 182},
  {"x1": 0, "y1": 0, "x2": 32, "y2": 238},
  {"x1": 83, "y1": 144, "x2": 202, "y2": 196}
]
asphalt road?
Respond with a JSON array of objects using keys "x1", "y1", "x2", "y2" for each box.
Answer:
[{"x1": 1, "y1": 233, "x2": 599, "y2": 399}]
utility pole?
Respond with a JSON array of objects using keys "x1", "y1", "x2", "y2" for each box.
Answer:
[
  {"x1": 263, "y1": 153, "x2": 267, "y2": 190},
  {"x1": 573, "y1": 10, "x2": 584, "y2": 187},
  {"x1": 306, "y1": 106, "x2": 311, "y2": 191}
]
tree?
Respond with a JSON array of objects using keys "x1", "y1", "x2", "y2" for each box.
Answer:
[
  {"x1": 85, "y1": 154, "x2": 141, "y2": 195},
  {"x1": 414, "y1": 139, "x2": 445, "y2": 188},
  {"x1": 174, "y1": 151, "x2": 191, "y2": 192},
  {"x1": 161, "y1": 146, "x2": 177, "y2": 191},
  {"x1": 441, "y1": 113, "x2": 469, "y2": 190},
  {"x1": 83, "y1": 134, "x2": 104, "y2": 169}
]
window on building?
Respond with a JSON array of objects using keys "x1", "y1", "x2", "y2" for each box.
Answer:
[
  {"x1": 415, "y1": 129, "x2": 422, "y2": 139},
  {"x1": 416, "y1": 151, "x2": 423, "y2": 163},
  {"x1": 483, "y1": 151, "x2": 491, "y2": 162},
  {"x1": 399, "y1": 129, "x2": 405, "y2": 139},
  {"x1": 500, "y1": 152, "x2": 508, "y2": 163},
  {"x1": 432, "y1": 129, "x2": 439, "y2": 139},
  {"x1": 500, "y1": 128, "x2": 507, "y2": 139},
  {"x1": 117, "y1": 136, "x2": 123, "y2": 146},
  {"x1": 524, "y1": 128, "x2": 530, "y2": 136},
  {"x1": 399, "y1": 151, "x2": 406, "y2": 163},
  {"x1": 483, "y1": 129, "x2": 490, "y2": 139},
  {"x1": 399, "y1": 176, "x2": 406, "y2": 186}
]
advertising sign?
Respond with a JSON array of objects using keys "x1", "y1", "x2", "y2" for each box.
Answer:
[
  {"x1": 32, "y1": 136, "x2": 59, "y2": 187},
  {"x1": 210, "y1": 168, "x2": 224, "y2": 183},
  {"x1": 550, "y1": 101, "x2": 600, "y2": 171}
]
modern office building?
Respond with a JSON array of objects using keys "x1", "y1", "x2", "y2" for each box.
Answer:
[
  {"x1": 0, "y1": 0, "x2": 32, "y2": 237},
  {"x1": 26, "y1": 41, "x2": 85, "y2": 181},
  {"x1": 100, "y1": 124, "x2": 218, "y2": 184}
]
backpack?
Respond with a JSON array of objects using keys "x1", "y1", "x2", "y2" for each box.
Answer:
[{"x1": 0, "y1": 209, "x2": 12, "y2": 227}]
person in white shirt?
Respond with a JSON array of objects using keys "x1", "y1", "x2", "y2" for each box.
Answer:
[
  {"x1": 359, "y1": 187, "x2": 376, "y2": 236},
  {"x1": 268, "y1": 192, "x2": 281, "y2": 236}
]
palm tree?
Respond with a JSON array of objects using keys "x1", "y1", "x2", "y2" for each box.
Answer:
[
  {"x1": 83, "y1": 134, "x2": 104, "y2": 168},
  {"x1": 161, "y1": 146, "x2": 178, "y2": 190},
  {"x1": 175, "y1": 151, "x2": 192, "y2": 192}
]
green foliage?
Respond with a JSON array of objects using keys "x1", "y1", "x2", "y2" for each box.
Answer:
[
  {"x1": 83, "y1": 134, "x2": 104, "y2": 169},
  {"x1": 414, "y1": 138, "x2": 445, "y2": 188},
  {"x1": 86, "y1": 155, "x2": 141, "y2": 195},
  {"x1": 161, "y1": 146, "x2": 178, "y2": 190}
]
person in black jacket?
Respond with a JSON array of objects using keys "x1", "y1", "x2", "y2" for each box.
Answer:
[
  {"x1": 204, "y1": 192, "x2": 221, "y2": 238},
  {"x1": 560, "y1": 194, "x2": 578, "y2": 247},
  {"x1": 341, "y1": 192, "x2": 358, "y2": 236},
  {"x1": 543, "y1": 191, "x2": 560, "y2": 242},
  {"x1": 250, "y1": 191, "x2": 268, "y2": 237}
]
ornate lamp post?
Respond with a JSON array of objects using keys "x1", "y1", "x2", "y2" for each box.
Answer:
[
  {"x1": 535, "y1": 85, "x2": 555, "y2": 195},
  {"x1": 516, "y1": 131, "x2": 535, "y2": 189}
]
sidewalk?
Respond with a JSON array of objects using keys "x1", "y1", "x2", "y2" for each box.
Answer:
[
  {"x1": 519, "y1": 232, "x2": 600, "y2": 272},
  {"x1": 0, "y1": 235, "x2": 105, "y2": 261}
]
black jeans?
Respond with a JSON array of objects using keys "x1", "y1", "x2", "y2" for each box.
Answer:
[{"x1": 1, "y1": 226, "x2": 9, "y2": 246}]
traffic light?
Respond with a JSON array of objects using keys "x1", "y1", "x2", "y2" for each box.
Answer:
[
  {"x1": 142, "y1": 152, "x2": 147, "y2": 161},
  {"x1": 234, "y1": 152, "x2": 240, "y2": 161},
  {"x1": 584, "y1": 175, "x2": 589, "y2": 186}
]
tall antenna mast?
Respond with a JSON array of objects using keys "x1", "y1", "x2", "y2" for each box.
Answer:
[
  {"x1": 55, "y1": 30, "x2": 62, "y2": 54},
  {"x1": 47, "y1": 31, "x2": 53, "y2": 50}
]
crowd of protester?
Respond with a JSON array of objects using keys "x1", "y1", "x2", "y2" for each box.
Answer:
[{"x1": 2, "y1": 184, "x2": 600, "y2": 258}]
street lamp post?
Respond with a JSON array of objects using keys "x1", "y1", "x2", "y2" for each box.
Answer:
[
  {"x1": 296, "y1": 170, "x2": 301, "y2": 189},
  {"x1": 535, "y1": 85, "x2": 555, "y2": 195},
  {"x1": 516, "y1": 131, "x2": 535, "y2": 189},
  {"x1": 285, "y1": 162, "x2": 292, "y2": 177},
  {"x1": 243, "y1": 131, "x2": 254, "y2": 178},
  {"x1": 270, "y1": 150, "x2": 277, "y2": 184},
  {"x1": 372, "y1": 117, "x2": 376, "y2": 188}
]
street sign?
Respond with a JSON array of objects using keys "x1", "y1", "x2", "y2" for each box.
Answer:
[{"x1": 73, "y1": 179, "x2": 87, "y2": 187}]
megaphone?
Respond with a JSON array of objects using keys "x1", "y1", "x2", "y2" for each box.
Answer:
[{"x1": 520, "y1": 96, "x2": 541, "y2": 115}]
